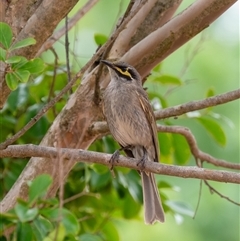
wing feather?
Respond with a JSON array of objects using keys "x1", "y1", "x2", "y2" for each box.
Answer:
[{"x1": 135, "y1": 89, "x2": 160, "y2": 162}]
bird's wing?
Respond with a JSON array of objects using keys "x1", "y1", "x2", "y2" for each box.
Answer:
[{"x1": 135, "y1": 88, "x2": 160, "y2": 162}]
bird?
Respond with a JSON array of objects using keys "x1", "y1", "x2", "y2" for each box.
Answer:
[{"x1": 101, "y1": 59, "x2": 165, "y2": 224}]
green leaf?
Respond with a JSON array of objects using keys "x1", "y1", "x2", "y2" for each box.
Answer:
[
  {"x1": 20, "y1": 58, "x2": 45, "y2": 74},
  {"x1": 0, "y1": 22, "x2": 13, "y2": 49},
  {"x1": 43, "y1": 223, "x2": 65, "y2": 241},
  {"x1": 152, "y1": 63, "x2": 162, "y2": 72},
  {"x1": 101, "y1": 222, "x2": 119, "y2": 241},
  {"x1": 79, "y1": 233, "x2": 102, "y2": 241},
  {"x1": 5, "y1": 55, "x2": 22, "y2": 64},
  {"x1": 90, "y1": 171, "x2": 111, "y2": 191},
  {"x1": 122, "y1": 193, "x2": 141, "y2": 219},
  {"x1": 0, "y1": 212, "x2": 18, "y2": 234},
  {"x1": 16, "y1": 222, "x2": 33, "y2": 241},
  {"x1": 15, "y1": 69, "x2": 30, "y2": 83},
  {"x1": 14, "y1": 202, "x2": 38, "y2": 222},
  {"x1": 125, "y1": 170, "x2": 142, "y2": 203},
  {"x1": 11, "y1": 56, "x2": 28, "y2": 69},
  {"x1": 148, "y1": 92, "x2": 168, "y2": 109},
  {"x1": 0, "y1": 47, "x2": 6, "y2": 61},
  {"x1": 32, "y1": 216, "x2": 53, "y2": 241},
  {"x1": 158, "y1": 181, "x2": 173, "y2": 189},
  {"x1": 94, "y1": 33, "x2": 108, "y2": 46},
  {"x1": 28, "y1": 174, "x2": 52, "y2": 204},
  {"x1": 6, "y1": 72, "x2": 19, "y2": 90},
  {"x1": 10, "y1": 38, "x2": 36, "y2": 51},
  {"x1": 61, "y1": 209, "x2": 80, "y2": 235},
  {"x1": 91, "y1": 163, "x2": 109, "y2": 174},
  {"x1": 154, "y1": 75, "x2": 182, "y2": 85},
  {"x1": 196, "y1": 117, "x2": 226, "y2": 146},
  {"x1": 206, "y1": 88, "x2": 215, "y2": 98},
  {"x1": 172, "y1": 134, "x2": 191, "y2": 165},
  {"x1": 166, "y1": 200, "x2": 194, "y2": 216},
  {"x1": 40, "y1": 208, "x2": 79, "y2": 235},
  {"x1": 158, "y1": 133, "x2": 172, "y2": 163},
  {"x1": 6, "y1": 84, "x2": 29, "y2": 111}
]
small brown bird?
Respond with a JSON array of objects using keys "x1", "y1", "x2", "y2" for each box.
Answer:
[{"x1": 101, "y1": 60, "x2": 165, "y2": 224}]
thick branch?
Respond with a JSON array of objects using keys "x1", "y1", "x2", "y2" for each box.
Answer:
[
  {"x1": 4, "y1": 0, "x2": 43, "y2": 36},
  {"x1": 0, "y1": 145, "x2": 239, "y2": 185},
  {"x1": 122, "y1": 0, "x2": 237, "y2": 77},
  {"x1": 36, "y1": 0, "x2": 100, "y2": 56},
  {"x1": 109, "y1": 0, "x2": 182, "y2": 58}
]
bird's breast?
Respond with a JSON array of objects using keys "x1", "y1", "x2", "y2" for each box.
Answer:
[{"x1": 103, "y1": 86, "x2": 152, "y2": 148}]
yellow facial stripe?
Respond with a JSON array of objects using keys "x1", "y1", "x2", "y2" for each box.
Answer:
[{"x1": 115, "y1": 67, "x2": 133, "y2": 79}]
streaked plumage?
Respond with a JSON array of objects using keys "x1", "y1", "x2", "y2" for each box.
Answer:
[{"x1": 102, "y1": 60, "x2": 165, "y2": 224}]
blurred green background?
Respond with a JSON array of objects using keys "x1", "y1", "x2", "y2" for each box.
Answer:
[{"x1": 1, "y1": 0, "x2": 239, "y2": 240}]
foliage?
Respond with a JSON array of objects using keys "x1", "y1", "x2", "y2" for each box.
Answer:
[
  {"x1": 0, "y1": 174, "x2": 80, "y2": 241},
  {"x1": 0, "y1": 22, "x2": 45, "y2": 90},
  {"x1": 0, "y1": 1, "x2": 238, "y2": 241}
]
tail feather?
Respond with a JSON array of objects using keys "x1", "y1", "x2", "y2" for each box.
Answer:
[{"x1": 141, "y1": 172, "x2": 165, "y2": 224}]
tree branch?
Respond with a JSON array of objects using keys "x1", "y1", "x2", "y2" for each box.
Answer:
[
  {"x1": 0, "y1": 145, "x2": 239, "y2": 185},
  {"x1": 155, "y1": 89, "x2": 240, "y2": 119},
  {"x1": 156, "y1": 125, "x2": 240, "y2": 170},
  {"x1": 36, "y1": 0, "x2": 100, "y2": 56},
  {"x1": 122, "y1": 0, "x2": 237, "y2": 77},
  {"x1": 109, "y1": 0, "x2": 182, "y2": 58}
]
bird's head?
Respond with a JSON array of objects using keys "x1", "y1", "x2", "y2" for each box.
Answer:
[{"x1": 101, "y1": 60, "x2": 142, "y2": 86}]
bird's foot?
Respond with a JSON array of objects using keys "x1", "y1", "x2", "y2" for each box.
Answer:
[
  {"x1": 109, "y1": 145, "x2": 132, "y2": 170},
  {"x1": 109, "y1": 150, "x2": 120, "y2": 170},
  {"x1": 137, "y1": 147, "x2": 147, "y2": 171}
]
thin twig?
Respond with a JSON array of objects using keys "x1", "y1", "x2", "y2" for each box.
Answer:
[
  {"x1": 155, "y1": 89, "x2": 240, "y2": 120},
  {"x1": 48, "y1": 48, "x2": 58, "y2": 102},
  {"x1": 65, "y1": 16, "x2": 72, "y2": 94},
  {"x1": 204, "y1": 180, "x2": 240, "y2": 206},
  {"x1": 63, "y1": 191, "x2": 99, "y2": 204},
  {"x1": 47, "y1": 48, "x2": 58, "y2": 117},
  {"x1": 193, "y1": 180, "x2": 203, "y2": 219}
]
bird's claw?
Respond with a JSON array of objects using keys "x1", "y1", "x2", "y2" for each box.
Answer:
[
  {"x1": 137, "y1": 148, "x2": 147, "y2": 171},
  {"x1": 109, "y1": 150, "x2": 120, "y2": 170}
]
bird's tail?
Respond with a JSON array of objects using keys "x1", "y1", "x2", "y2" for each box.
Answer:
[{"x1": 141, "y1": 172, "x2": 165, "y2": 224}]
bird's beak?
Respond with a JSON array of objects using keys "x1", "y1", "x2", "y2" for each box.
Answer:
[{"x1": 101, "y1": 60, "x2": 115, "y2": 70}]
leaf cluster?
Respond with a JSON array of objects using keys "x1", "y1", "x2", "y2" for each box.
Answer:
[{"x1": 0, "y1": 22, "x2": 45, "y2": 90}]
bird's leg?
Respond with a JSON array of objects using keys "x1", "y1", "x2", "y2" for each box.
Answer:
[
  {"x1": 137, "y1": 147, "x2": 147, "y2": 171},
  {"x1": 109, "y1": 145, "x2": 132, "y2": 170},
  {"x1": 109, "y1": 150, "x2": 120, "y2": 170}
]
